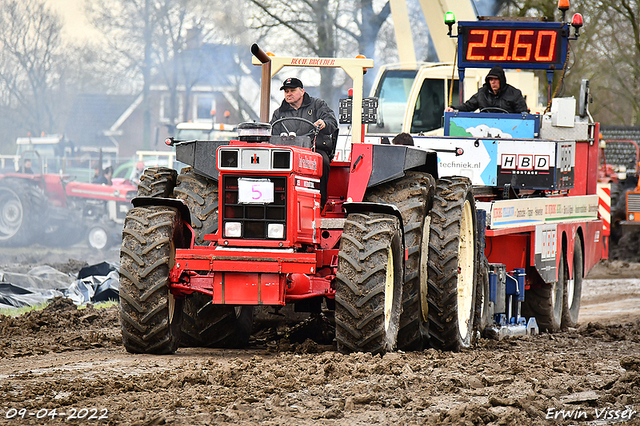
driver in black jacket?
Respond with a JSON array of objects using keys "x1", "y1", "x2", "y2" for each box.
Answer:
[
  {"x1": 271, "y1": 77, "x2": 338, "y2": 207},
  {"x1": 445, "y1": 65, "x2": 528, "y2": 114}
]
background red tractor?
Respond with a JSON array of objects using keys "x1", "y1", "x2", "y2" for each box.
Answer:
[{"x1": 0, "y1": 154, "x2": 137, "y2": 250}]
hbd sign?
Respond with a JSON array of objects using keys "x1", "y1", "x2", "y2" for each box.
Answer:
[{"x1": 501, "y1": 154, "x2": 550, "y2": 171}]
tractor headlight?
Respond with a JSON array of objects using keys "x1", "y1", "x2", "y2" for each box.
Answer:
[
  {"x1": 267, "y1": 223, "x2": 284, "y2": 239},
  {"x1": 225, "y1": 222, "x2": 242, "y2": 238},
  {"x1": 630, "y1": 213, "x2": 635, "y2": 221}
]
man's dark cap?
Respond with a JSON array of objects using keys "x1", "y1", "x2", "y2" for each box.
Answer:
[
  {"x1": 487, "y1": 73, "x2": 499, "y2": 79},
  {"x1": 280, "y1": 77, "x2": 303, "y2": 90}
]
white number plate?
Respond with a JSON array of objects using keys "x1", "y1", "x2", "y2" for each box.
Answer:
[{"x1": 238, "y1": 178, "x2": 274, "y2": 204}]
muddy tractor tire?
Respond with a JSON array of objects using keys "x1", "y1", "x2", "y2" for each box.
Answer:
[
  {"x1": 364, "y1": 172, "x2": 434, "y2": 350},
  {"x1": 181, "y1": 294, "x2": 253, "y2": 348},
  {"x1": 119, "y1": 205, "x2": 185, "y2": 354},
  {"x1": 0, "y1": 179, "x2": 47, "y2": 247},
  {"x1": 174, "y1": 167, "x2": 218, "y2": 245},
  {"x1": 137, "y1": 167, "x2": 178, "y2": 198},
  {"x1": 335, "y1": 212, "x2": 403, "y2": 354},
  {"x1": 562, "y1": 237, "x2": 583, "y2": 328},
  {"x1": 522, "y1": 250, "x2": 565, "y2": 332},
  {"x1": 427, "y1": 177, "x2": 478, "y2": 351}
]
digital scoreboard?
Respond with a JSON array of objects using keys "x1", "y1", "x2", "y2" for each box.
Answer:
[{"x1": 457, "y1": 21, "x2": 569, "y2": 70}]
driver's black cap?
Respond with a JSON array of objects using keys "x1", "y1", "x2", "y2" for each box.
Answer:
[{"x1": 280, "y1": 77, "x2": 303, "y2": 90}]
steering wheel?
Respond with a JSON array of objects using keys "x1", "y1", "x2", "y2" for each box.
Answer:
[
  {"x1": 480, "y1": 107, "x2": 510, "y2": 114},
  {"x1": 271, "y1": 116, "x2": 320, "y2": 138}
]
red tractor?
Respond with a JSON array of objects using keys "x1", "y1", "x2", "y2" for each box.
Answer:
[
  {"x1": 0, "y1": 158, "x2": 137, "y2": 250},
  {"x1": 120, "y1": 6, "x2": 604, "y2": 355},
  {"x1": 120, "y1": 50, "x2": 445, "y2": 354}
]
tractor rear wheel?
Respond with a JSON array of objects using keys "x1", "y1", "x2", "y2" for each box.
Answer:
[
  {"x1": 174, "y1": 167, "x2": 218, "y2": 245},
  {"x1": 335, "y1": 212, "x2": 403, "y2": 354},
  {"x1": 562, "y1": 238, "x2": 583, "y2": 328},
  {"x1": 0, "y1": 180, "x2": 47, "y2": 247},
  {"x1": 364, "y1": 172, "x2": 434, "y2": 350},
  {"x1": 523, "y1": 250, "x2": 565, "y2": 332},
  {"x1": 136, "y1": 167, "x2": 178, "y2": 198},
  {"x1": 119, "y1": 205, "x2": 185, "y2": 354},
  {"x1": 181, "y1": 294, "x2": 253, "y2": 348},
  {"x1": 427, "y1": 177, "x2": 478, "y2": 351}
]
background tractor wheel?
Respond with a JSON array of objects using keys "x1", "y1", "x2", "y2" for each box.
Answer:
[
  {"x1": 562, "y1": 237, "x2": 583, "y2": 328},
  {"x1": 427, "y1": 177, "x2": 478, "y2": 351},
  {"x1": 87, "y1": 224, "x2": 110, "y2": 251},
  {"x1": 119, "y1": 205, "x2": 185, "y2": 354},
  {"x1": 136, "y1": 167, "x2": 178, "y2": 197},
  {"x1": 0, "y1": 180, "x2": 47, "y2": 247},
  {"x1": 174, "y1": 167, "x2": 218, "y2": 245},
  {"x1": 181, "y1": 294, "x2": 253, "y2": 348},
  {"x1": 522, "y1": 250, "x2": 565, "y2": 332},
  {"x1": 335, "y1": 212, "x2": 403, "y2": 354},
  {"x1": 364, "y1": 171, "x2": 434, "y2": 350}
]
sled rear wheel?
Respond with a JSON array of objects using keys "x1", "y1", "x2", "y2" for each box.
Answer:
[{"x1": 562, "y1": 237, "x2": 583, "y2": 328}]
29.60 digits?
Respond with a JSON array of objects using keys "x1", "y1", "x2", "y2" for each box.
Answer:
[
  {"x1": 5, "y1": 407, "x2": 108, "y2": 420},
  {"x1": 465, "y1": 28, "x2": 559, "y2": 63}
]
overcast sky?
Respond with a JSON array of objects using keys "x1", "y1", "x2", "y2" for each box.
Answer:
[{"x1": 46, "y1": 0, "x2": 98, "y2": 41}]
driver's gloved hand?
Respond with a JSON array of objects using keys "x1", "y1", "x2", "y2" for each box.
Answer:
[
  {"x1": 280, "y1": 132, "x2": 288, "y2": 137},
  {"x1": 288, "y1": 132, "x2": 297, "y2": 137}
]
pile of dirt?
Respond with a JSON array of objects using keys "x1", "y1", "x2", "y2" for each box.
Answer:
[
  {"x1": 610, "y1": 230, "x2": 640, "y2": 262},
  {"x1": 44, "y1": 259, "x2": 90, "y2": 276},
  {"x1": 0, "y1": 297, "x2": 120, "y2": 357},
  {"x1": 585, "y1": 259, "x2": 640, "y2": 279},
  {"x1": 578, "y1": 320, "x2": 640, "y2": 342}
]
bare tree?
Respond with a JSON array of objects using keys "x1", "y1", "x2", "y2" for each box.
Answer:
[
  {"x1": 248, "y1": 0, "x2": 340, "y2": 102},
  {"x1": 87, "y1": 0, "x2": 245, "y2": 146},
  {"x1": 0, "y1": 0, "x2": 64, "y2": 138},
  {"x1": 248, "y1": 0, "x2": 393, "y2": 102},
  {"x1": 497, "y1": 0, "x2": 640, "y2": 125}
]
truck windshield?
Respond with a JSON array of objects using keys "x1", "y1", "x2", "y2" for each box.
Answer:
[
  {"x1": 368, "y1": 69, "x2": 417, "y2": 134},
  {"x1": 410, "y1": 78, "x2": 459, "y2": 134}
]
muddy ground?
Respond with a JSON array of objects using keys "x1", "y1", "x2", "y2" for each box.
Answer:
[{"x1": 0, "y1": 245, "x2": 639, "y2": 425}]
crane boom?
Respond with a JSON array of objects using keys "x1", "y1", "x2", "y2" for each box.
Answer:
[{"x1": 390, "y1": 0, "x2": 479, "y2": 63}]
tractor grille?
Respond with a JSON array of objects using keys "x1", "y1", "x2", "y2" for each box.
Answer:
[
  {"x1": 222, "y1": 175, "x2": 287, "y2": 239},
  {"x1": 628, "y1": 193, "x2": 640, "y2": 213}
]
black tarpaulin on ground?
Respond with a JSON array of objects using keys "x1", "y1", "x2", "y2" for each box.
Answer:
[{"x1": 0, "y1": 262, "x2": 119, "y2": 309}]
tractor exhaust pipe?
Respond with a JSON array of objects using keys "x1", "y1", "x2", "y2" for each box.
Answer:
[{"x1": 251, "y1": 44, "x2": 271, "y2": 123}]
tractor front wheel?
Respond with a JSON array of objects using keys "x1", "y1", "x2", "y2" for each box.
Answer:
[
  {"x1": 427, "y1": 177, "x2": 478, "y2": 351},
  {"x1": 119, "y1": 205, "x2": 185, "y2": 354},
  {"x1": 335, "y1": 212, "x2": 403, "y2": 354}
]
